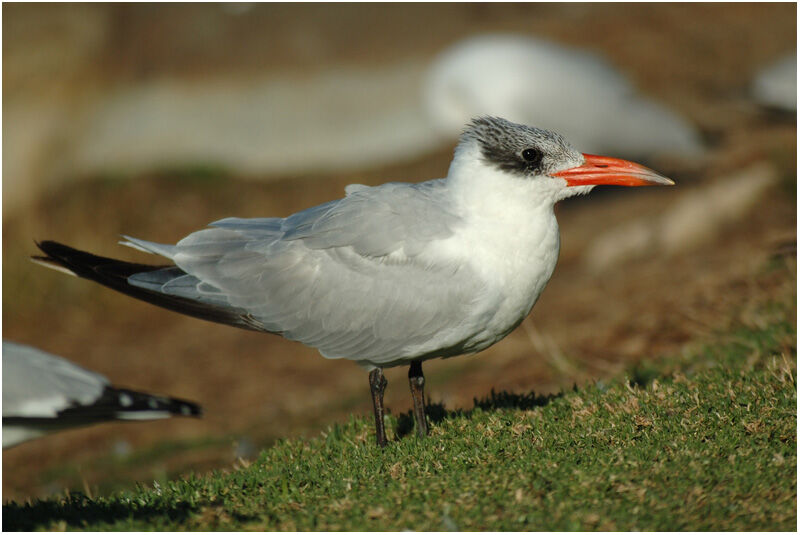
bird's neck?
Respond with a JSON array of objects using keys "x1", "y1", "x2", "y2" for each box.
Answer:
[
  {"x1": 445, "y1": 143, "x2": 560, "y2": 225},
  {"x1": 443, "y1": 145, "x2": 562, "y2": 294}
]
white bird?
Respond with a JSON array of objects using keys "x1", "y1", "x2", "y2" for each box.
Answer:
[
  {"x1": 2, "y1": 340, "x2": 201, "y2": 448},
  {"x1": 425, "y1": 35, "x2": 704, "y2": 160},
  {"x1": 751, "y1": 53, "x2": 797, "y2": 112},
  {"x1": 34, "y1": 117, "x2": 672, "y2": 446}
]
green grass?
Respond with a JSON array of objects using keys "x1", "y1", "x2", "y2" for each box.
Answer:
[{"x1": 4, "y1": 297, "x2": 796, "y2": 530}]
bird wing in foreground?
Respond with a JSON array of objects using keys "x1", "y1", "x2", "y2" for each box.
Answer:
[{"x1": 2, "y1": 341, "x2": 201, "y2": 448}]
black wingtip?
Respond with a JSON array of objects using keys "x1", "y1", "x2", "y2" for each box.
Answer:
[{"x1": 57, "y1": 386, "x2": 204, "y2": 421}]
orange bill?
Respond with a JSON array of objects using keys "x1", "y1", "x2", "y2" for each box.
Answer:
[{"x1": 552, "y1": 154, "x2": 675, "y2": 187}]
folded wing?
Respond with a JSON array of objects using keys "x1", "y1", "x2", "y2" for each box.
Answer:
[{"x1": 124, "y1": 180, "x2": 490, "y2": 366}]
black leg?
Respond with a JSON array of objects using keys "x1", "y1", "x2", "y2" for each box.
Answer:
[
  {"x1": 368, "y1": 368, "x2": 388, "y2": 447},
  {"x1": 408, "y1": 361, "x2": 428, "y2": 437}
]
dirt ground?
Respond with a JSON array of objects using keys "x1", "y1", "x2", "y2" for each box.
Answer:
[{"x1": 2, "y1": 3, "x2": 796, "y2": 501}]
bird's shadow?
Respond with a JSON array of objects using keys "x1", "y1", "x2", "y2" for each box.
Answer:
[
  {"x1": 394, "y1": 388, "x2": 562, "y2": 440},
  {"x1": 2, "y1": 491, "x2": 201, "y2": 531}
]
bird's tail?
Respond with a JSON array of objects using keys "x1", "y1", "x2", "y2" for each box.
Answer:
[{"x1": 33, "y1": 240, "x2": 261, "y2": 331}]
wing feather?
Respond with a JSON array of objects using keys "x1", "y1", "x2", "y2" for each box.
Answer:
[
  {"x1": 280, "y1": 180, "x2": 458, "y2": 257},
  {"x1": 121, "y1": 180, "x2": 485, "y2": 366}
]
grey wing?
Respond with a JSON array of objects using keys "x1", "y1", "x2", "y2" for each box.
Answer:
[
  {"x1": 185, "y1": 179, "x2": 457, "y2": 257},
  {"x1": 279, "y1": 179, "x2": 458, "y2": 256},
  {"x1": 127, "y1": 180, "x2": 488, "y2": 366},
  {"x1": 2, "y1": 341, "x2": 108, "y2": 417}
]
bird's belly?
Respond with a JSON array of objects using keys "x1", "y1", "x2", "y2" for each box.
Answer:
[
  {"x1": 313, "y1": 214, "x2": 561, "y2": 369},
  {"x1": 460, "y1": 265, "x2": 555, "y2": 352},
  {"x1": 344, "y1": 257, "x2": 556, "y2": 370},
  {"x1": 407, "y1": 224, "x2": 560, "y2": 362}
]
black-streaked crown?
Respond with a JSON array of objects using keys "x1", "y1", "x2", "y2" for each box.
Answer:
[{"x1": 460, "y1": 116, "x2": 577, "y2": 177}]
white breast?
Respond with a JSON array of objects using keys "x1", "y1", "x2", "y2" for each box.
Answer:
[
  {"x1": 450, "y1": 212, "x2": 560, "y2": 352},
  {"x1": 425, "y1": 151, "x2": 563, "y2": 354}
]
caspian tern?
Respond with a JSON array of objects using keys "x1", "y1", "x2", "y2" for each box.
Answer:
[
  {"x1": 34, "y1": 117, "x2": 672, "y2": 447},
  {"x1": 3, "y1": 341, "x2": 201, "y2": 448}
]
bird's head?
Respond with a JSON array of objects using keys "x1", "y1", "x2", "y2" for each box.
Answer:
[{"x1": 451, "y1": 116, "x2": 673, "y2": 203}]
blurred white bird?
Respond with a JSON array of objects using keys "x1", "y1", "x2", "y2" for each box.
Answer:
[
  {"x1": 751, "y1": 53, "x2": 797, "y2": 112},
  {"x1": 34, "y1": 117, "x2": 672, "y2": 446},
  {"x1": 425, "y1": 34, "x2": 704, "y2": 160},
  {"x1": 2, "y1": 341, "x2": 201, "y2": 448}
]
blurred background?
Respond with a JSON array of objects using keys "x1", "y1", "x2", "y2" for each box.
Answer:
[{"x1": 3, "y1": 3, "x2": 796, "y2": 501}]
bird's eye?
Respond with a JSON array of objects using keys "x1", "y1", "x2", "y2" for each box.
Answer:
[{"x1": 521, "y1": 148, "x2": 542, "y2": 166}]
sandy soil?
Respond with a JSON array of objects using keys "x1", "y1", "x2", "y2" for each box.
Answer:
[{"x1": 2, "y1": 3, "x2": 796, "y2": 501}]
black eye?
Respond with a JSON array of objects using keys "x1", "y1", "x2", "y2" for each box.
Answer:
[{"x1": 521, "y1": 148, "x2": 542, "y2": 166}]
